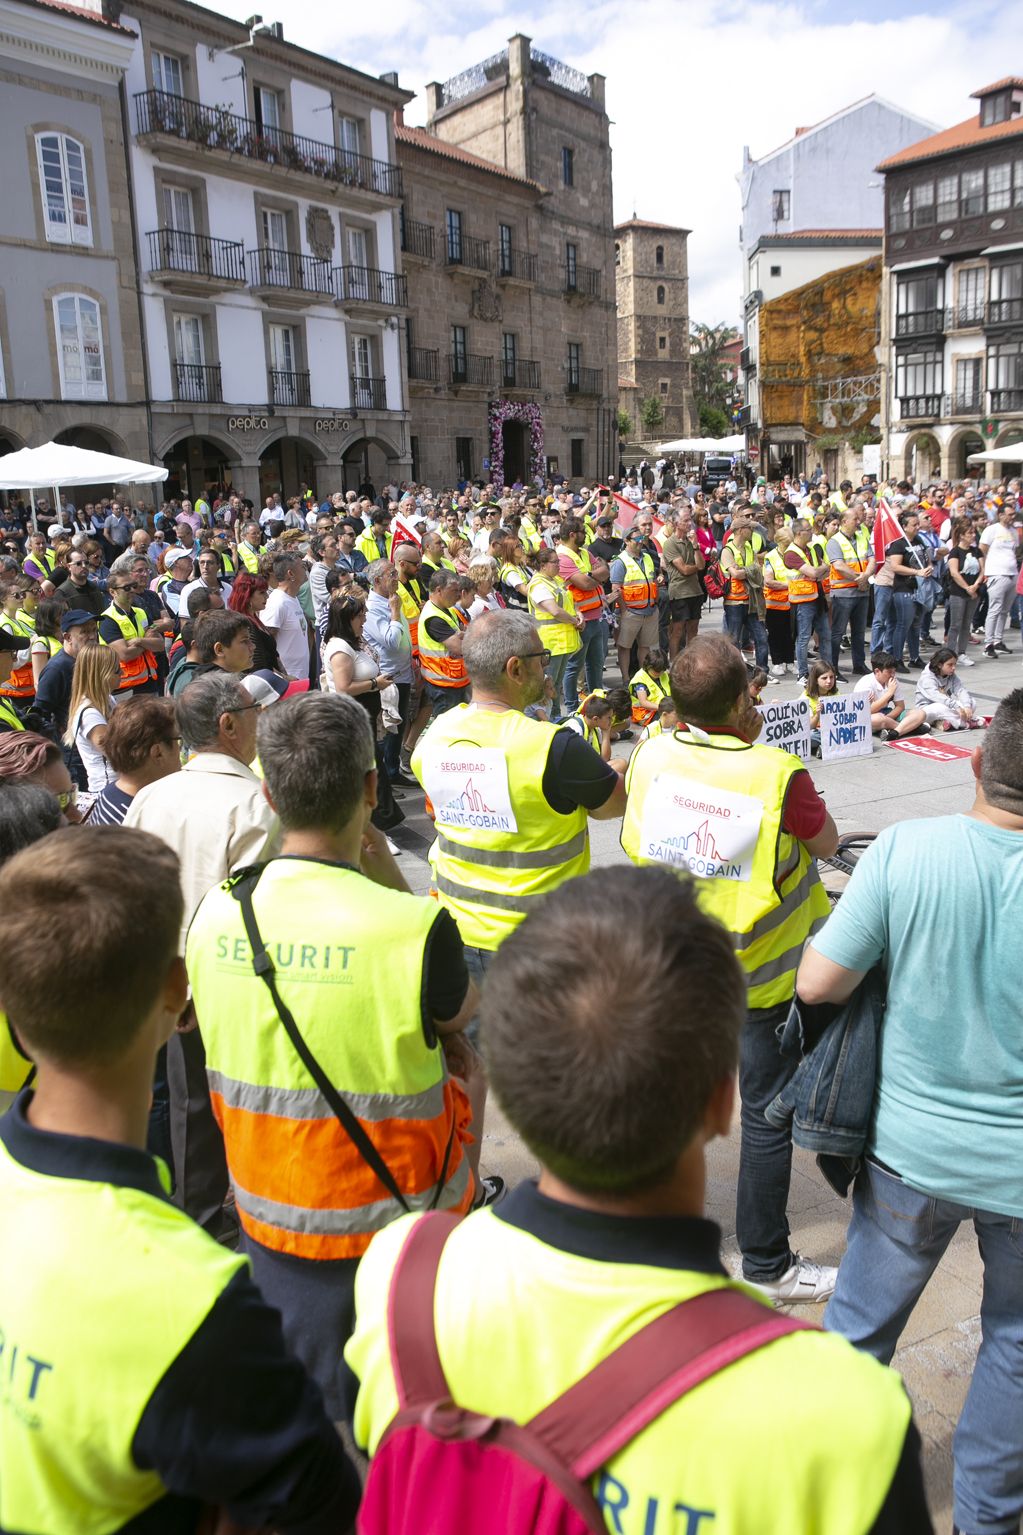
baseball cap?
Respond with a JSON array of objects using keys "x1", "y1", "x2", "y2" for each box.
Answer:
[
  {"x1": 241, "y1": 671, "x2": 310, "y2": 708},
  {"x1": 166, "y1": 547, "x2": 194, "y2": 568},
  {"x1": 60, "y1": 609, "x2": 96, "y2": 634}
]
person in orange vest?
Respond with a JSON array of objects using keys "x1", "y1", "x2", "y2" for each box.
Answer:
[
  {"x1": 720, "y1": 520, "x2": 769, "y2": 671},
  {"x1": 0, "y1": 579, "x2": 38, "y2": 707},
  {"x1": 417, "y1": 568, "x2": 471, "y2": 719},
  {"x1": 610, "y1": 526, "x2": 660, "y2": 687},
  {"x1": 98, "y1": 571, "x2": 164, "y2": 697},
  {"x1": 557, "y1": 517, "x2": 609, "y2": 713},
  {"x1": 786, "y1": 519, "x2": 831, "y2": 686}
]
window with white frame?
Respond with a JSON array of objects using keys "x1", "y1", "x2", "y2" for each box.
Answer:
[
  {"x1": 1014, "y1": 160, "x2": 1023, "y2": 207},
  {"x1": 255, "y1": 88, "x2": 281, "y2": 141},
  {"x1": 339, "y1": 116, "x2": 360, "y2": 161},
  {"x1": 911, "y1": 181, "x2": 935, "y2": 227},
  {"x1": 957, "y1": 268, "x2": 985, "y2": 325},
  {"x1": 173, "y1": 313, "x2": 209, "y2": 401},
  {"x1": 895, "y1": 347, "x2": 942, "y2": 402},
  {"x1": 954, "y1": 357, "x2": 982, "y2": 408},
  {"x1": 987, "y1": 163, "x2": 1012, "y2": 212},
  {"x1": 961, "y1": 169, "x2": 985, "y2": 217},
  {"x1": 36, "y1": 134, "x2": 91, "y2": 246},
  {"x1": 152, "y1": 50, "x2": 184, "y2": 96},
  {"x1": 53, "y1": 294, "x2": 105, "y2": 399},
  {"x1": 936, "y1": 174, "x2": 958, "y2": 222}
]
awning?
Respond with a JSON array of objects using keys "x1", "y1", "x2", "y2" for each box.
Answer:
[{"x1": 0, "y1": 441, "x2": 168, "y2": 490}]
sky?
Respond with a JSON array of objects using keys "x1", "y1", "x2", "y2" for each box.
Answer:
[{"x1": 215, "y1": 0, "x2": 1018, "y2": 327}]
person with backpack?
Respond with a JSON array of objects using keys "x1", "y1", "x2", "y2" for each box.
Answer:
[{"x1": 344, "y1": 864, "x2": 931, "y2": 1535}]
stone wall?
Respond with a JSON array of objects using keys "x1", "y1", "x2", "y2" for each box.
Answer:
[{"x1": 615, "y1": 224, "x2": 697, "y2": 440}]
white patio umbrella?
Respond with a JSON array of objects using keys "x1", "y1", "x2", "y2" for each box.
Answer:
[
  {"x1": 0, "y1": 441, "x2": 168, "y2": 531},
  {"x1": 966, "y1": 439, "x2": 1023, "y2": 464}
]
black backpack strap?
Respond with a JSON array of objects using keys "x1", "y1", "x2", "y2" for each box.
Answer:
[{"x1": 230, "y1": 866, "x2": 413, "y2": 1213}]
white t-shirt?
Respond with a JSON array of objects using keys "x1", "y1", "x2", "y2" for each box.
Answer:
[
  {"x1": 72, "y1": 698, "x2": 115, "y2": 793},
  {"x1": 263, "y1": 589, "x2": 310, "y2": 680},
  {"x1": 853, "y1": 671, "x2": 899, "y2": 710},
  {"x1": 321, "y1": 636, "x2": 379, "y2": 691},
  {"x1": 979, "y1": 522, "x2": 1017, "y2": 578}
]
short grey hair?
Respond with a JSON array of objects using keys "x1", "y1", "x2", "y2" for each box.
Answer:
[
  {"x1": 462, "y1": 610, "x2": 540, "y2": 688},
  {"x1": 257, "y1": 693, "x2": 375, "y2": 834},
  {"x1": 175, "y1": 672, "x2": 248, "y2": 751},
  {"x1": 791, "y1": 518, "x2": 812, "y2": 535},
  {"x1": 109, "y1": 551, "x2": 137, "y2": 579},
  {"x1": 365, "y1": 558, "x2": 394, "y2": 588}
]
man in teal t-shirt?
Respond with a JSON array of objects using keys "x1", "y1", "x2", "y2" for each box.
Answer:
[{"x1": 796, "y1": 696, "x2": 1023, "y2": 1535}]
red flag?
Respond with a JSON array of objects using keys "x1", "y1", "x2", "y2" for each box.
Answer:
[
  {"x1": 599, "y1": 486, "x2": 640, "y2": 533},
  {"x1": 872, "y1": 499, "x2": 903, "y2": 564},
  {"x1": 391, "y1": 514, "x2": 421, "y2": 549}
]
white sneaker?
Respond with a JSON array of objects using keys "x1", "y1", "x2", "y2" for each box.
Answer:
[
  {"x1": 385, "y1": 837, "x2": 400, "y2": 855},
  {"x1": 770, "y1": 663, "x2": 785, "y2": 677},
  {"x1": 958, "y1": 654, "x2": 975, "y2": 667},
  {"x1": 743, "y1": 1254, "x2": 838, "y2": 1306}
]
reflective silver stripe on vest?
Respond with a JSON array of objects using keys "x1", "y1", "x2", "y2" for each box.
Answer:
[
  {"x1": 435, "y1": 872, "x2": 537, "y2": 914},
  {"x1": 744, "y1": 935, "x2": 809, "y2": 991},
  {"x1": 731, "y1": 863, "x2": 820, "y2": 952},
  {"x1": 207, "y1": 1069, "x2": 445, "y2": 1125},
  {"x1": 435, "y1": 828, "x2": 587, "y2": 871},
  {"x1": 231, "y1": 1155, "x2": 471, "y2": 1237}
]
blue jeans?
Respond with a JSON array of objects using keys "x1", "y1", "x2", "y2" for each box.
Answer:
[
  {"x1": 827, "y1": 1160, "x2": 1023, "y2": 1534},
  {"x1": 793, "y1": 601, "x2": 831, "y2": 680},
  {"x1": 462, "y1": 944, "x2": 496, "y2": 1046},
  {"x1": 723, "y1": 603, "x2": 769, "y2": 669},
  {"x1": 830, "y1": 589, "x2": 869, "y2": 672},
  {"x1": 736, "y1": 1002, "x2": 796, "y2": 1281},
  {"x1": 871, "y1": 585, "x2": 895, "y2": 654},
  {"x1": 563, "y1": 619, "x2": 607, "y2": 711},
  {"x1": 891, "y1": 590, "x2": 921, "y2": 665},
  {"x1": 545, "y1": 650, "x2": 571, "y2": 721}
]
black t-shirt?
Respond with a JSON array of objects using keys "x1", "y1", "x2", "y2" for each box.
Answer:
[
  {"x1": 421, "y1": 907, "x2": 470, "y2": 1043},
  {"x1": 33, "y1": 648, "x2": 76, "y2": 734},
  {"x1": 543, "y1": 729, "x2": 619, "y2": 815},
  {"x1": 887, "y1": 535, "x2": 928, "y2": 594}
]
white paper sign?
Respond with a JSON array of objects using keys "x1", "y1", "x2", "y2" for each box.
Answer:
[
  {"x1": 757, "y1": 697, "x2": 812, "y2": 759},
  {"x1": 819, "y1": 693, "x2": 872, "y2": 761},
  {"x1": 419, "y1": 746, "x2": 518, "y2": 833},
  {"x1": 638, "y1": 776, "x2": 763, "y2": 882}
]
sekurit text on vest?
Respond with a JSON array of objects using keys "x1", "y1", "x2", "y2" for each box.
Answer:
[
  {"x1": 420, "y1": 746, "x2": 519, "y2": 834},
  {"x1": 639, "y1": 776, "x2": 762, "y2": 881}
]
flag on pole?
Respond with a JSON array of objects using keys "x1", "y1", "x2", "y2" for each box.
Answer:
[
  {"x1": 872, "y1": 499, "x2": 903, "y2": 564},
  {"x1": 599, "y1": 486, "x2": 639, "y2": 533},
  {"x1": 392, "y1": 514, "x2": 422, "y2": 549}
]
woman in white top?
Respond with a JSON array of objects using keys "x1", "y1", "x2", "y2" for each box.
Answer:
[
  {"x1": 466, "y1": 556, "x2": 507, "y2": 620},
  {"x1": 320, "y1": 592, "x2": 382, "y2": 720},
  {"x1": 979, "y1": 505, "x2": 1019, "y2": 655},
  {"x1": 63, "y1": 641, "x2": 119, "y2": 799},
  {"x1": 914, "y1": 646, "x2": 981, "y2": 730}
]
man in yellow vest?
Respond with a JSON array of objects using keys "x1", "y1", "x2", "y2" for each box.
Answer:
[
  {"x1": 187, "y1": 693, "x2": 485, "y2": 1415},
  {"x1": 235, "y1": 520, "x2": 263, "y2": 574},
  {"x1": 720, "y1": 519, "x2": 770, "y2": 671},
  {"x1": 345, "y1": 864, "x2": 929, "y2": 1533},
  {"x1": 417, "y1": 567, "x2": 471, "y2": 719},
  {"x1": 557, "y1": 517, "x2": 609, "y2": 713},
  {"x1": 788, "y1": 519, "x2": 831, "y2": 686},
  {"x1": 421, "y1": 531, "x2": 457, "y2": 576},
  {"x1": 525, "y1": 544, "x2": 583, "y2": 721},
  {"x1": 98, "y1": 570, "x2": 164, "y2": 696},
  {"x1": 827, "y1": 508, "x2": 875, "y2": 677},
  {"x1": 413, "y1": 610, "x2": 626, "y2": 989},
  {"x1": 356, "y1": 508, "x2": 393, "y2": 565},
  {"x1": 622, "y1": 635, "x2": 842, "y2": 1304},
  {"x1": 610, "y1": 525, "x2": 660, "y2": 688},
  {"x1": 0, "y1": 825, "x2": 361, "y2": 1532}
]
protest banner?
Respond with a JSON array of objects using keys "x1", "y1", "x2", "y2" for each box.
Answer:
[
  {"x1": 392, "y1": 514, "x2": 421, "y2": 548},
  {"x1": 756, "y1": 696, "x2": 812, "y2": 760},
  {"x1": 819, "y1": 693, "x2": 872, "y2": 762},
  {"x1": 887, "y1": 737, "x2": 973, "y2": 762}
]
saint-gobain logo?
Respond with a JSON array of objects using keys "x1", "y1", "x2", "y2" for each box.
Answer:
[{"x1": 671, "y1": 793, "x2": 731, "y2": 819}]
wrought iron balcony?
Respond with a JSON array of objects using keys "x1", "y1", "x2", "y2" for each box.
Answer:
[
  {"x1": 736, "y1": 404, "x2": 752, "y2": 427},
  {"x1": 565, "y1": 263, "x2": 601, "y2": 299},
  {"x1": 501, "y1": 358, "x2": 541, "y2": 390},
  {"x1": 134, "y1": 89, "x2": 403, "y2": 196},
  {"x1": 446, "y1": 233, "x2": 491, "y2": 272},
  {"x1": 449, "y1": 353, "x2": 493, "y2": 386},
  {"x1": 739, "y1": 346, "x2": 752, "y2": 371},
  {"x1": 407, "y1": 347, "x2": 438, "y2": 382},
  {"x1": 248, "y1": 247, "x2": 333, "y2": 296},
  {"x1": 401, "y1": 218, "x2": 435, "y2": 260},
  {"x1": 942, "y1": 392, "x2": 983, "y2": 416},
  {"x1": 335, "y1": 266, "x2": 407, "y2": 306},
  {"x1": 173, "y1": 361, "x2": 223, "y2": 403},
  {"x1": 566, "y1": 366, "x2": 602, "y2": 396},
  {"x1": 987, "y1": 298, "x2": 1023, "y2": 327},
  {"x1": 147, "y1": 228, "x2": 245, "y2": 284},
  {"x1": 894, "y1": 309, "x2": 944, "y2": 339},
  {"x1": 898, "y1": 394, "x2": 941, "y2": 420},
  {"x1": 269, "y1": 369, "x2": 311, "y2": 408},
  {"x1": 497, "y1": 246, "x2": 538, "y2": 282},
  {"x1": 991, "y1": 387, "x2": 1023, "y2": 413},
  {"x1": 351, "y1": 375, "x2": 387, "y2": 411},
  {"x1": 945, "y1": 304, "x2": 985, "y2": 331}
]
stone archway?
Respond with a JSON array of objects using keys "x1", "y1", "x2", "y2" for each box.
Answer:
[
  {"x1": 258, "y1": 433, "x2": 328, "y2": 505},
  {"x1": 903, "y1": 432, "x2": 940, "y2": 484},
  {"x1": 54, "y1": 423, "x2": 129, "y2": 457},
  {"x1": 945, "y1": 428, "x2": 986, "y2": 480},
  {"x1": 341, "y1": 433, "x2": 403, "y2": 497},
  {"x1": 161, "y1": 434, "x2": 241, "y2": 503}
]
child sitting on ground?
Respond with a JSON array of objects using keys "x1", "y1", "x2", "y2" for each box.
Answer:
[
  {"x1": 852, "y1": 650, "x2": 929, "y2": 741},
  {"x1": 629, "y1": 650, "x2": 669, "y2": 727},
  {"x1": 747, "y1": 667, "x2": 770, "y2": 705},
  {"x1": 802, "y1": 661, "x2": 839, "y2": 755},
  {"x1": 914, "y1": 647, "x2": 984, "y2": 731},
  {"x1": 639, "y1": 694, "x2": 679, "y2": 743}
]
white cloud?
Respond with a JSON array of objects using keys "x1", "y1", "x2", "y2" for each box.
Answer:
[{"x1": 214, "y1": 0, "x2": 1018, "y2": 324}]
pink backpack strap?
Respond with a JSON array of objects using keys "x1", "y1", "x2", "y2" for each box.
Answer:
[
  {"x1": 387, "y1": 1211, "x2": 464, "y2": 1408},
  {"x1": 528, "y1": 1287, "x2": 816, "y2": 1479}
]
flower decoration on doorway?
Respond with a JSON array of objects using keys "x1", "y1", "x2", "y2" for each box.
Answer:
[{"x1": 488, "y1": 399, "x2": 544, "y2": 485}]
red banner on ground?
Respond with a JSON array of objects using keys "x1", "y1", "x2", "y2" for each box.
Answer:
[{"x1": 886, "y1": 737, "x2": 973, "y2": 761}]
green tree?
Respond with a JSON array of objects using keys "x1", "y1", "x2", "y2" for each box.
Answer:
[
  {"x1": 639, "y1": 395, "x2": 664, "y2": 434},
  {"x1": 616, "y1": 407, "x2": 633, "y2": 440},
  {"x1": 690, "y1": 321, "x2": 740, "y2": 416},
  {"x1": 698, "y1": 402, "x2": 731, "y2": 437}
]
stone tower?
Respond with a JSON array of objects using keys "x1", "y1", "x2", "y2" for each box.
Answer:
[{"x1": 615, "y1": 220, "x2": 697, "y2": 441}]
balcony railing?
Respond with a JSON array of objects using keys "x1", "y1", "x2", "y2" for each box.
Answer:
[
  {"x1": 447, "y1": 233, "x2": 491, "y2": 271},
  {"x1": 566, "y1": 366, "x2": 602, "y2": 396},
  {"x1": 248, "y1": 247, "x2": 333, "y2": 296},
  {"x1": 497, "y1": 246, "x2": 538, "y2": 282},
  {"x1": 407, "y1": 347, "x2": 438, "y2": 382},
  {"x1": 351, "y1": 375, "x2": 387, "y2": 411},
  {"x1": 134, "y1": 89, "x2": 403, "y2": 196},
  {"x1": 566, "y1": 264, "x2": 601, "y2": 298},
  {"x1": 147, "y1": 228, "x2": 245, "y2": 283},
  {"x1": 894, "y1": 308, "x2": 944, "y2": 338},
  {"x1": 173, "y1": 361, "x2": 223, "y2": 403},
  {"x1": 335, "y1": 266, "x2": 407, "y2": 306},
  {"x1": 739, "y1": 346, "x2": 752, "y2": 371},
  {"x1": 449, "y1": 353, "x2": 493, "y2": 386},
  {"x1": 737, "y1": 404, "x2": 752, "y2": 427},
  {"x1": 898, "y1": 394, "x2": 942, "y2": 419},
  {"x1": 401, "y1": 218, "x2": 435, "y2": 260},
  {"x1": 269, "y1": 369, "x2": 311, "y2": 407},
  {"x1": 991, "y1": 387, "x2": 1023, "y2": 412},
  {"x1": 501, "y1": 358, "x2": 541, "y2": 390},
  {"x1": 988, "y1": 298, "x2": 1023, "y2": 326},
  {"x1": 942, "y1": 392, "x2": 983, "y2": 416},
  {"x1": 945, "y1": 304, "x2": 985, "y2": 330}
]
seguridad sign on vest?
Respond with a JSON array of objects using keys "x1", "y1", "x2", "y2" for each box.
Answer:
[
  {"x1": 819, "y1": 694, "x2": 872, "y2": 761},
  {"x1": 637, "y1": 776, "x2": 762, "y2": 881},
  {"x1": 419, "y1": 746, "x2": 519, "y2": 833},
  {"x1": 757, "y1": 697, "x2": 812, "y2": 760}
]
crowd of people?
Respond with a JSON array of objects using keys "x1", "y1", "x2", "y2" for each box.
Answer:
[{"x1": 0, "y1": 461, "x2": 1020, "y2": 1535}]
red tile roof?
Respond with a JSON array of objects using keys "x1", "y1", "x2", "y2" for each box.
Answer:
[
  {"x1": 395, "y1": 124, "x2": 543, "y2": 191},
  {"x1": 19, "y1": 0, "x2": 135, "y2": 32},
  {"x1": 614, "y1": 218, "x2": 690, "y2": 234},
  {"x1": 878, "y1": 110, "x2": 1023, "y2": 170},
  {"x1": 618, "y1": 378, "x2": 639, "y2": 389},
  {"x1": 971, "y1": 78, "x2": 1023, "y2": 97}
]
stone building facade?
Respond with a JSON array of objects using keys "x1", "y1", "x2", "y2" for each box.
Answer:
[
  {"x1": 397, "y1": 35, "x2": 617, "y2": 488},
  {"x1": 758, "y1": 256, "x2": 881, "y2": 483},
  {"x1": 0, "y1": 0, "x2": 149, "y2": 471},
  {"x1": 614, "y1": 219, "x2": 696, "y2": 440}
]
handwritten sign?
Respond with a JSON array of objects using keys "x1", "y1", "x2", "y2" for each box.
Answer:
[
  {"x1": 819, "y1": 694, "x2": 872, "y2": 761},
  {"x1": 757, "y1": 697, "x2": 812, "y2": 760}
]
